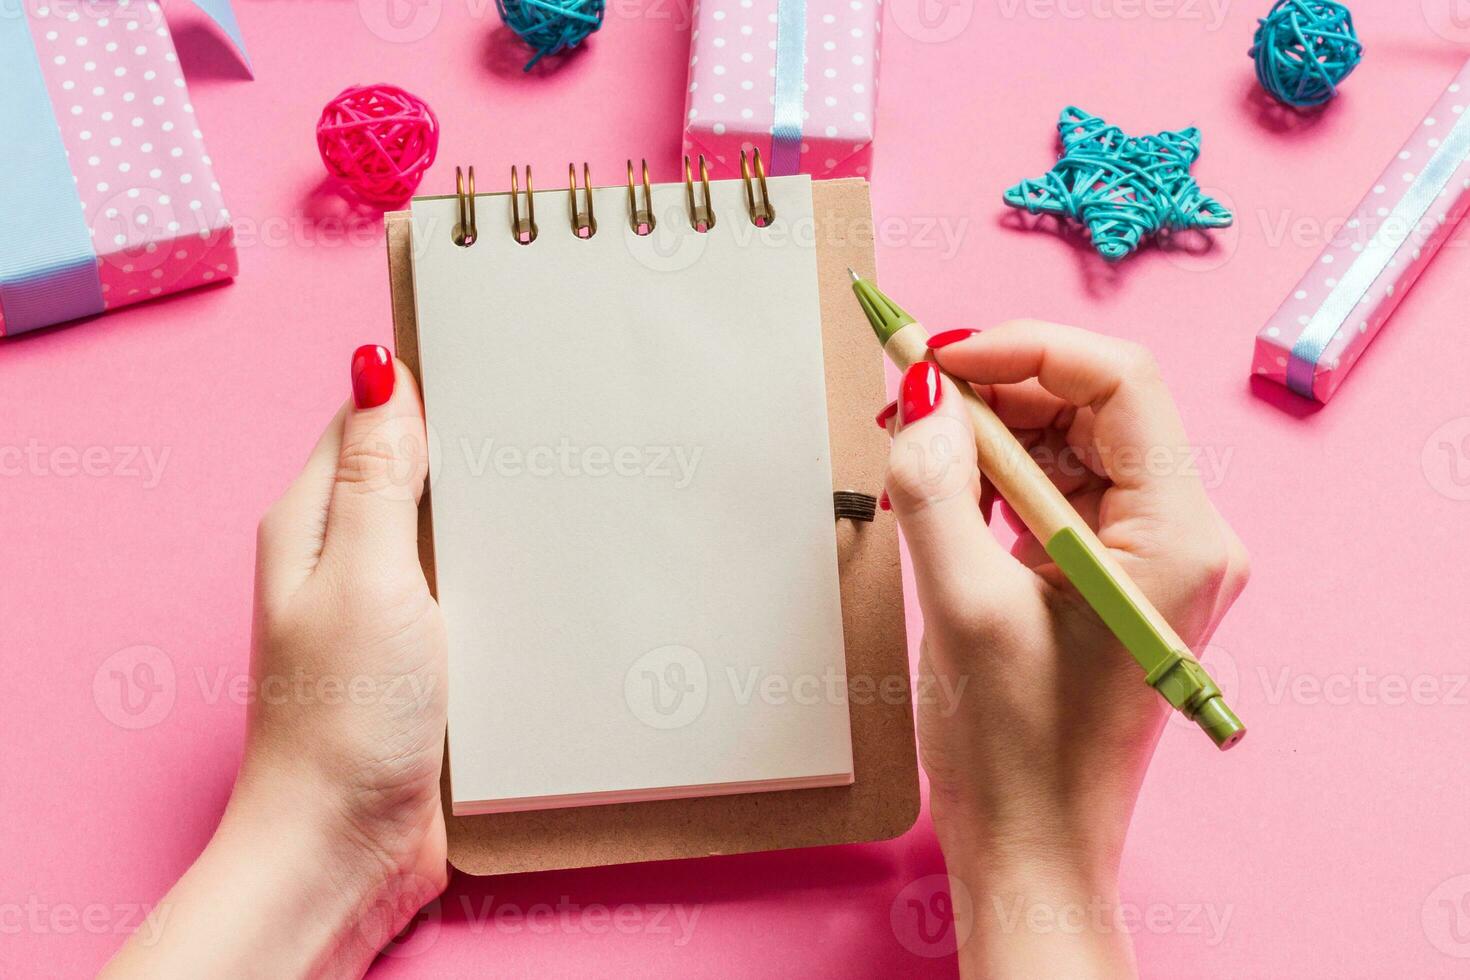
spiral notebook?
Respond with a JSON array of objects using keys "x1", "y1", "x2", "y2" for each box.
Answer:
[{"x1": 407, "y1": 159, "x2": 855, "y2": 816}]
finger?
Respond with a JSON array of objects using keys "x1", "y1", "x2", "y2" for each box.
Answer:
[
  {"x1": 929, "y1": 321, "x2": 1193, "y2": 486},
  {"x1": 319, "y1": 345, "x2": 429, "y2": 576},
  {"x1": 985, "y1": 377, "x2": 1075, "y2": 433},
  {"x1": 1014, "y1": 424, "x2": 1107, "y2": 498},
  {"x1": 884, "y1": 361, "x2": 1039, "y2": 642},
  {"x1": 255, "y1": 402, "x2": 348, "y2": 606},
  {"x1": 928, "y1": 322, "x2": 1246, "y2": 635},
  {"x1": 928, "y1": 320, "x2": 1215, "y2": 544}
]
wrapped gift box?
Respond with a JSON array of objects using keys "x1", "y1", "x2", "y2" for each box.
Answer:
[
  {"x1": 1253, "y1": 59, "x2": 1470, "y2": 402},
  {"x1": 682, "y1": 0, "x2": 880, "y2": 179},
  {"x1": 1, "y1": 0, "x2": 246, "y2": 337}
]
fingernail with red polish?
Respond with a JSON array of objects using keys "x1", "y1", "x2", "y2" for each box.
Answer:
[
  {"x1": 875, "y1": 401, "x2": 897, "y2": 430},
  {"x1": 878, "y1": 491, "x2": 891, "y2": 512},
  {"x1": 351, "y1": 344, "x2": 395, "y2": 409},
  {"x1": 926, "y1": 329, "x2": 978, "y2": 350},
  {"x1": 899, "y1": 361, "x2": 942, "y2": 425}
]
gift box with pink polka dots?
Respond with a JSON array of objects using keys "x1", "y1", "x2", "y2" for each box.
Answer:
[
  {"x1": 682, "y1": 0, "x2": 880, "y2": 180},
  {"x1": 1253, "y1": 60, "x2": 1470, "y2": 403},
  {"x1": 1, "y1": 0, "x2": 236, "y2": 337}
]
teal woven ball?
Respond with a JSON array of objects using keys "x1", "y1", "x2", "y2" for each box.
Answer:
[
  {"x1": 1250, "y1": 0, "x2": 1362, "y2": 108},
  {"x1": 497, "y1": 0, "x2": 605, "y2": 72}
]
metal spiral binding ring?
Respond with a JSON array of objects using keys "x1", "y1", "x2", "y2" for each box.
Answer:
[
  {"x1": 568, "y1": 163, "x2": 596, "y2": 239},
  {"x1": 626, "y1": 158, "x2": 655, "y2": 236},
  {"x1": 453, "y1": 165, "x2": 477, "y2": 247},
  {"x1": 510, "y1": 165, "x2": 538, "y2": 245},
  {"x1": 741, "y1": 148, "x2": 775, "y2": 227},
  {"x1": 448, "y1": 156, "x2": 780, "y2": 243},
  {"x1": 683, "y1": 154, "x2": 716, "y2": 233}
]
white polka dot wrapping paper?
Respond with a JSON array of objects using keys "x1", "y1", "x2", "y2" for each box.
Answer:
[
  {"x1": 0, "y1": 0, "x2": 247, "y2": 337},
  {"x1": 1253, "y1": 58, "x2": 1470, "y2": 403},
  {"x1": 681, "y1": 0, "x2": 879, "y2": 179}
]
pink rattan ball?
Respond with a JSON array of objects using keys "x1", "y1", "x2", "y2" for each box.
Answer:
[{"x1": 316, "y1": 84, "x2": 439, "y2": 204}]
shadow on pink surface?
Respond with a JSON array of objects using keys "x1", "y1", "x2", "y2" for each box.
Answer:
[
  {"x1": 171, "y1": 19, "x2": 254, "y2": 86},
  {"x1": 363, "y1": 830, "x2": 960, "y2": 976}
]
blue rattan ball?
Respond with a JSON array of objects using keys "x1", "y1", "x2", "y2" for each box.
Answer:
[
  {"x1": 497, "y1": 0, "x2": 605, "y2": 72},
  {"x1": 1250, "y1": 0, "x2": 1362, "y2": 108}
]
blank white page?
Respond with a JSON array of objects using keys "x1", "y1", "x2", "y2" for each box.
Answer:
[{"x1": 410, "y1": 175, "x2": 853, "y2": 815}]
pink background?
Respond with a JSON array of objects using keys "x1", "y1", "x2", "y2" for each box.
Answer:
[{"x1": 5, "y1": 0, "x2": 1470, "y2": 976}]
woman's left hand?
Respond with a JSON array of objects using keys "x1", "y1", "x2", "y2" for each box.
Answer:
[{"x1": 104, "y1": 344, "x2": 447, "y2": 978}]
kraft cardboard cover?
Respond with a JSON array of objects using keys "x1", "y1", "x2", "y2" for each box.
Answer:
[{"x1": 384, "y1": 177, "x2": 918, "y2": 875}]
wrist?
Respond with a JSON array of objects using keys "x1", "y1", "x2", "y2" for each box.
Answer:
[
  {"x1": 939, "y1": 843, "x2": 1134, "y2": 980},
  {"x1": 931, "y1": 798, "x2": 1136, "y2": 980},
  {"x1": 948, "y1": 862, "x2": 1133, "y2": 980},
  {"x1": 214, "y1": 766, "x2": 442, "y2": 975},
  {"x1": 102, "y1": 770, "x2": 435, "y2": 980},
  {"x1": 930, "y1": 794, "x2": 1124, "y2": 892}
]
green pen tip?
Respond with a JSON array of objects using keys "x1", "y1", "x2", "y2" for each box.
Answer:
[
  {"x1": 1194, "y1": 697, "x2": 1246, "y2": 751},
  {"x1": 848, "y1": 270, "x2": 915, "y2": 344}
]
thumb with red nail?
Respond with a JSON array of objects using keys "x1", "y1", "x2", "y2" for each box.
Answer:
[{"x1": 105, "y1": 344, "x2": 448, "y2": 977}]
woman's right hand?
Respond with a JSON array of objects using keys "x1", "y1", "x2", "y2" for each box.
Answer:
[{"x1": 880, "y1": 321, "x2": 1249, "y2": 979}]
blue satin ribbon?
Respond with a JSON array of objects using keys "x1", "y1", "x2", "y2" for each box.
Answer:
[
  {"x1": 0, "y1": 13, "x2": 107, "y2": 334},
  {"x1": 1287, "y1": 106, "x2": 1470, "y2": 398},
  {"x1": 0, "y1": 1, "x2": 248, "y2": 336},
  {"x1": 769, "y1": 0, "x2": 807, "y2": 176},
  {"x1": 193, "y1": 0, "x2": 253, "y2": 72}
]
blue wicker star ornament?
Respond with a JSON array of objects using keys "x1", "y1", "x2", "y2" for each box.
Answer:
[{"x1": 1003, "y1": 107, "x2": 1233, "y2": 262}]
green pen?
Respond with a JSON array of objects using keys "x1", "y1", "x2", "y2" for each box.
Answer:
[{"x1": 850, "y1": 269, "x2": 1245, "y2": 751}]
